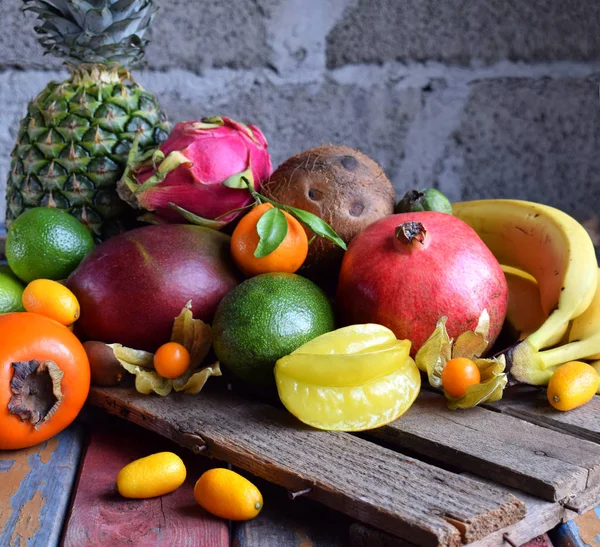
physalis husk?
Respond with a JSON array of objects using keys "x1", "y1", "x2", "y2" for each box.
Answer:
[
  {"x1": 415, "y1": 310, "x2": 507, "y2": 409},
  {"x1": 109, "y1": 300, "x2": 221, "y2": 396}
]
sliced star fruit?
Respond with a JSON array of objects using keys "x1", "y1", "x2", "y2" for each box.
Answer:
[{"x1": 275, "y1": 325, "x2": 421, "y2": 431}]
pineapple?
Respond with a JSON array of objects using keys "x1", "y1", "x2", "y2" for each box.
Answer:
[{"x1": 6, "y1": 0, "x2": 170, "y2": 240}]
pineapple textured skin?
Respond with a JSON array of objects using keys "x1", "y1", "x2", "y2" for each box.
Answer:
[
  {"x1": 8, "y1": 1, "x2": 170, "y2": 240},
  {"x1": 6, "y1": 68, "x2": 170, "y2": 240}
]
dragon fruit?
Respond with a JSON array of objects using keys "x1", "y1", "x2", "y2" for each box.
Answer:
[{"x1": 118, "y1": 117, "x2": 272, "y2": 226}]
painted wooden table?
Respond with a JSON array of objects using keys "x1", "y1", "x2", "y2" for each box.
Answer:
[
  {"x1": 0, "y1": 408, "x2": 353, "y2": 547},
  {"x1": 0, "y1": 393, "x2": 596, "y2": 547}
]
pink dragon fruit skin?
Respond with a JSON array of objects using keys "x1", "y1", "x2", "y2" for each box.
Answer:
[{"x1": 123, "y1": 117, "x2": 273, "y2": 225}]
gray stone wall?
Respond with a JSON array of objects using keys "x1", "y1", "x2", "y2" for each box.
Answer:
[{"x1": 1, "y1": 0, "x2": 600, "y2": 221}]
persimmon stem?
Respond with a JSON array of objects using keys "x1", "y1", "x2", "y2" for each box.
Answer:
[{"x1": 8, "y1": 360, "x2": 64, "y2": 430}]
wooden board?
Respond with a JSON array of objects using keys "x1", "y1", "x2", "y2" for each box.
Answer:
[
  {"x1": 88, "y1": 385, "x2": 526, "y2": 547},
  {"x1": 0, "y1": 424, "x2": 84, "y2": 547},
  {"x1": 62, "y1": 416, "x2": 229, "y2": 547},
  {"x1": 350, "y1": 473, "x2": 575, "y2": 547},
  {"x1": 369, "y1": 391, "x2": 600, "y2": 501},
  {"x1": 232, "y1": 472, "x2": 350, "y2": 547},
  {"x1": 551, "y1": 506, "x2": 600, "y2": 547},
  {"x1": 488, "y1": 388, "x2": 600, "y2": 444}
]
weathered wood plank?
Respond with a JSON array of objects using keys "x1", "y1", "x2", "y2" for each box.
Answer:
[
  {"x1": 368, "y1": 391, "x2": 600, "y2": 501},
  {"x1": 232, "y1": 473, "x2": 350, "y2": 547},
  {"x1": 563, "y1": 483, "x2": 600, "y2": 515},
  {"x1": 0, "y1": 424, "x2": 84, "y2": 547},
  {"x1": 89, "y1": 385, "x2": 526, "y2": 547},
  {"x1": 62, "y1": 417, "x2": 229, "y2": 547},
  {"x1": 349, "y1": 523, "x2": 415, "y2": 547},
  {"x1": 350, "y1": 477, "x2": 573, "y2": 547},
  {"x1": 487, "y1": 387, "x2": 600, "y2": 444}
]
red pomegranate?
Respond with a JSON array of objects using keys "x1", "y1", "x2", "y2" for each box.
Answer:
[{"x1": 336, "y1": 212, "x2": 508, "y2": 355}]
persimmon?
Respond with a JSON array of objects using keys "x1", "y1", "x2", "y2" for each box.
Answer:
[
  {"x1": 0, "y1": 312, "x2": 90, "y2": 450},
  {"x1": 441, "y1": 357, "x2": 481, "y2": 398}
]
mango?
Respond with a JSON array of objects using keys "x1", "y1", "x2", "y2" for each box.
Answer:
[{"x1": 67, "y1": 225, "x2": 241, "y2": 351}]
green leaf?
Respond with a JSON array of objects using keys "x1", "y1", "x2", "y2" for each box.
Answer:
[
  {"x1": 169, "y1": 203, "x2": 228, "y2": 230},
  {"x1": 214, "y1": 203, "x2": 255, "y2": 220},
  {"x1": 254, "y1": 207, "x2": 288, "y2": 258},
  {"x1": 222, "y1": 167, "x2": 255, "y2": 190},
  {"x1": 283, "y1": 205, "x2": 347, "y2": 250}
]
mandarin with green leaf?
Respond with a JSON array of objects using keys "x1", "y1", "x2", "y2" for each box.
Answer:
[{"x1": 231, "y1": 203, "x2": 308, "y2": 276}]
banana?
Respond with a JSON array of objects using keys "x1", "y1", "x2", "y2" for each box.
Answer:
[
  {"x1": 501, "y1": 265, "x2": 570, "y2": 347},
  {"x1": 591, "y1": 360, "x2": 600, "y2": 394},
  {"x1": 453, "y1": 200, "x2": 598, "y2": 385},
  {"x1": 502, "y1": 265, "x2": 547, "y2": 341},
  {"x1": 569, "y1": 268, "x2": 600, "y2": 359}
]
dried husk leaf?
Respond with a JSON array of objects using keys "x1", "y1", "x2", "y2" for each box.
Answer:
[
  {"x1": 107, "y1": 302, "x2": 215, "y2": 396},
  {"x1": 171, "y1": 300, "x2": 212, "y2": 368},
  {"x1": 109, "y1": 344, "x2": 155, "y2": 368},
  {"x1": 453, "y1": 310, "x2": 490, "y2": 359},
  {"x1": 416, "y1": 310, "x2": 507, "y2": 409},
  {"x1": 446, "y1": 356, "x2": 507, "y2": 410},
  {"x1": 415, "y1": 316, "x2": 452, "y2": 389},
  {"x1": 173, "y1": 362, "x2": 222, "y2": 394},
  {"x1": 133, "y1": 370, "x2": 173, "y2": 396}
]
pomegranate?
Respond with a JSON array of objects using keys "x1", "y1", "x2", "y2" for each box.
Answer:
[{"x1": 336, "y1": 212, "x2": 508, "y2": 355}]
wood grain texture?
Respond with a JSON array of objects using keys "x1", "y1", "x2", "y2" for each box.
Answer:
[
  {"x1": 350, "y1": 477, "x2": 572, "y2": 547},
  {"x1": 368, "y1": 391, "x2": 600, "y2": 501},
  {"x1": 232, "y1": 473, "x2": 350, "y2": 547},
  {"x1": 88, "y1": 385, "x2": 525, "y2": 547},
  {"x1": 564, "y1": 483, "x2": 600, "y2": 515},
  {"x1": 487, "y1": 387, "x2": 600, "y2": 444},
  {"x1": 0, "y1": 424, "x2": 84, "y2": 547},
  {"x1": 61, "y1": 416, "x2": 229, "y2": 547}
]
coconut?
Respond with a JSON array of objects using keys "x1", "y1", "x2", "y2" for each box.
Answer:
[{"x1": 262, "y1": 145, "x2": 395, "y2": 284}]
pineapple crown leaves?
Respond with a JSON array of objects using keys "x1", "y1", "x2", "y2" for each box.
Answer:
[{"x1": 23, "y1": 0, "x2": 157, "y2": 66}]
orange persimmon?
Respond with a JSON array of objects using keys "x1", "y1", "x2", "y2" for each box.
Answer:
[{"x1": 0, "y1": 312, "x2": 90, "y2": 450}]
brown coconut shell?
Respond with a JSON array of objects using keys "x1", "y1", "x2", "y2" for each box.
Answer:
[{"x1": 262, "y1": 145, "x2": 395, "y2": 287}]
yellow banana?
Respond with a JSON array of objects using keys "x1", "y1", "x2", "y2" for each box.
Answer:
[
  {"x1": 453, "y1": 200, "x2": 598, "y2": 385},
  {"x1": 501, "y1": 265, "x2": 570, "y2": 347},
  {"x1": 569, "y1": 268, "x2": 600, "y2": 359},
  {"x1": 591, "y1": 360, "x2": 600, "y2": 394},
  {"x1": 502, "y1": 265, "x2": 547, "y2": 341}
]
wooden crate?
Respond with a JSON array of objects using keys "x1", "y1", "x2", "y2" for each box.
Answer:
[{"x1": 88, "y1": 380, "x2": 600, "y2": 547}]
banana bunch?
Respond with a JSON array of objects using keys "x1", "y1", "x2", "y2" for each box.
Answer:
[{"x1": 453, "y1": 200, "x2": 599, "y2": 385}]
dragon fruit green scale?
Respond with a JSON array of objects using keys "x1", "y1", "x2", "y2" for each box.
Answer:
[{"x1": 118, "y1": 117, "x2": 273, "y2": 226}]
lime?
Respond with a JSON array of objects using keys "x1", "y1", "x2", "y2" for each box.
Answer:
[
  {"x1": 0, "y1": 265, "x2": 25, "y2": 313},
  {"x1": 6, "y1": 208, "x2": 94, "y2": 283},
  {"x1": 212, "y1": 273, "x2": 335, "y2": 386}
]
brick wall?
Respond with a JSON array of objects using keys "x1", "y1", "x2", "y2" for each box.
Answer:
[{"x1": 1, "y1": 0, "x2": 600, "y2": 219}]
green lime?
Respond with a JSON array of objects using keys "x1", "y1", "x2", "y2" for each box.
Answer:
[
  {"x1": 0, "y1": 265, "x2": 25, "y2": 313},
  {"x1": 213, "y1": 273, "x2": 335, "y2": 387},
  {"x1": 6, "y1": 208, "x2": 94, "y2": 283}
]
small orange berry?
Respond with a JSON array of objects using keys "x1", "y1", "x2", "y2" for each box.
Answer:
[
  {"x1": 154, "y1": 342, "x2": 191, "y2": 379},
  {"x1": 441, "y1": 357, "x2": 481, "y2": 398}
]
